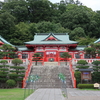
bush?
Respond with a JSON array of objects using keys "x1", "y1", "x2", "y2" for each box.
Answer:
[
  {"x1": 77, "y1": 84, "x2": 94, "y2": 89},
  {"x1": 74, "y1": 71, "x2": 81, "y2": 85},
  {"x1": 6, "y1": 79, "x2": 16, "y2": 88}
]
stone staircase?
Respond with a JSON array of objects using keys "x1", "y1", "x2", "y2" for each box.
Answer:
[{"x1": 26, "y1": 65, "x2": 73, "y2": 89}]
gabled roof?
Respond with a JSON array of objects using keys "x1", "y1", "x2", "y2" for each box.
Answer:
[
  {"x1": 25, "y1": 33, "x2": 78, "y2": 45},
  {"x1": 0, "y1": 35, "x2": 14, "y2": 46},
  {"x1": 42, "y1": 33, "x2": 61, "y2": 41}
]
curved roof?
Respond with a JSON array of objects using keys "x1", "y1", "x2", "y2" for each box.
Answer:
[
  {"x1": 94, "y1": 38, "x2": 100, "y2": 43},
  {"x1": 0, "y1": 35, "x2": 14, "y2": 46},
  {"x1": 25, "y1": 33, "x2": 78, "y2": 45}
]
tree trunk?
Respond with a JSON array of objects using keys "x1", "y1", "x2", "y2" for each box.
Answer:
[{"x1": 35, "y1": 61, "x2": 37, "y2": 65}]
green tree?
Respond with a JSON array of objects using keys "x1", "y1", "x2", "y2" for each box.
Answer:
[
  {"x1": 36, "y1": 21, "x2": 69, "y2": 33},
  {"x1": 74, "y1": 71, "x2": 81, "y2": 85},
  {"x1": 70, "y1": 27, "x2": 86, "y2": 40},
  {"x1": 0, "y1": 60, "x2": 9, "y2": 88},
  {"x1": 32, "y1": 53, "x2": 42, "y2": 65},
  {"x1": 76, "y1": 60, "x2": 89, "y2": 69},
  {"x1": 0, "y1": 12, "x2": 16, "y2": 41},
  {"x1": 60, "y1": 4, "x2": 96, "y2": 40},
  {"x1": 10, "y1": 58, "x2": 25, "y2": 88},
  {"x1": 76, "y1": 37, "x2": 96, "y2": 45},
  {"x1": 60, "y1": 52, "x2": 71, "y2": 65},
  {"x1": 12, "y1": 58, "x2": 23, "y2": 66},
  {"x1": 84, "y1": 47, "x2": 96, "y2": 58},
  {"x1": 10, "y1": 22, "x2": 33, "y2": 45},
  {"x1": 84, "y1": 43, "x2": 100, "y2": 58},
  {"x1": 0, "y1": 44, "x2": 16, "y2": 59},
  {"x1": 92, "y1": 60, "x2": 100, "y2": 83},
  {"x1": 92, "y1": 60, "x2": 100, "y2": 72},
  {"x1": 6, "y1": 79, "x2": 16, "y2": 88},
  {"x1": 2, "y1": 0, "x2": 28, "y2": 23}
]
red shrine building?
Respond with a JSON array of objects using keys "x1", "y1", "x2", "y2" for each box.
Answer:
[{"x1": 0, "y1": 33, "x2": 87, "y2": 65}]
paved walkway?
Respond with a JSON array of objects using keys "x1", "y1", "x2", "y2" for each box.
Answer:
[
  {"x1": 25, "y1": 88, "x2": 65, "y2": 100},
  {"x1": 25, "y1": 88, "x2": 100, "y2": 100},
  {"x1": 66, "y1": 88, "x2": 100, "y2": 100}
]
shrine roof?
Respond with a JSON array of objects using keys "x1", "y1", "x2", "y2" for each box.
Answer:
[
  {"x1": 79, "y1": 69, "x2": 93, "y2": 72},
  {"x1": 24, "y1": 33, "x2": 78, "y2": 45},
  {"x1": 16, "y1": 46, "x2": 32, "y2": 51},
  {"x1": 0, "y1": 35, "x2": 14, "y2": 46},
  {"x1": 94, "y1": 38, "x2": 100, "y2": 43},
  {"x1": 70, "y1": 46, "x2": 86, "y2": 51}
]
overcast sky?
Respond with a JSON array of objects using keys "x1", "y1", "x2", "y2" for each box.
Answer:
[
  {"x1": 50, "y1": 0, "x2": 100, "y2": 11},
  {"x1": 0, "y1": 0, "x2": 100, "y2": 11}
]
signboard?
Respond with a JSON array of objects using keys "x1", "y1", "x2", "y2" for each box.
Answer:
[{"x1": 94, "y1": 83, "x2": 99, "y2": 87}]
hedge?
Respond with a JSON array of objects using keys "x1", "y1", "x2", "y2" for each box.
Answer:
[{"x1": 77, "y1": 84, "x2": 94, "y2": 89}]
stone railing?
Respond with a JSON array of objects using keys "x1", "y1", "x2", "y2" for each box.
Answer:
[{"x1": 72, "y1": 59, "x2": 100, "y2": 65}]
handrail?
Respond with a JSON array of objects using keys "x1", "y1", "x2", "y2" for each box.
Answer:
[
  {"x1": 22, "y1": 59, "x2": 33, "y2": 88},
  {"x1": 69, "y1": 61, "x2": 76, "y2": 88}
]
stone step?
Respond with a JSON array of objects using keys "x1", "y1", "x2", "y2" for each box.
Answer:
[
  {"x1": 44, "y1": 62, "x2": 58, "y2": 66},
  {"x1": 26, "y1": 65, "x2": 73, "y2": 88}
]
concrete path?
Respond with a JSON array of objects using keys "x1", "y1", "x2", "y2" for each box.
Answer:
[
  {"x1": 25, "y1": 88, "x2": 65, "y2": 100},
  {"x1": 25, "y1": 88, "x2": 100, "y2": 100},
  {"x1": 66, "y1": 88, "x2": 100, "y2": 100}
]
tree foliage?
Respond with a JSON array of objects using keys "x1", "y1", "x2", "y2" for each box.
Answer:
[
  {"x1": 32, "y1": 53, "x2": 42, "y2": 65},
  {"x1": 76, "y1": 60, "x2": 89, "y2": 69},
  {"x1": 0, "y1": 0, "x2": 100, "y2": 45},
  {"x1": 84, "y1": 43, "x2": 100, "y2": 58},
  {"x1": 12, "y1": 58, "x2": 23, "y2": 66},
  {"x1": 92, "y1": 60, "x2": 100, "y2": 83},
  {"x1": 0, "y1": 44, "x2": 16, "y2": 59},
  {"x1": 60, "y1": 52, "x2": 71, "y2": 65}
]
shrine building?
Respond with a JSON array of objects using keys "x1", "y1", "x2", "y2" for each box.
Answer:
[{"x1": 0, "y1": 33, "x2": 86, "y2": 65}]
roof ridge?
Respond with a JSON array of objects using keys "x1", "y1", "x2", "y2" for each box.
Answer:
[{"x1": 35, "y1": 33, "x2": 68, "y2": 35}]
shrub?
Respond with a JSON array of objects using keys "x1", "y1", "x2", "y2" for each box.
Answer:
[
  {"x1": 6, "y1": 79, "x2": 16, "y2": 88},
  {"x1": 77, "y1": 84, "x2": 94, "y2": 89},
  {"x1": 74, "y1": 71, "x2": 81, "y2": 85}
]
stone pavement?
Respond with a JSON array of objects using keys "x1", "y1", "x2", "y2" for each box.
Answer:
[
  {"x1": 25, "y1": 88, "x2": 100, "y2": 100},
  {"x1": 66, "y1": 88, "x2": 100, "y2": 100},
  {"x1": 25, "y1": 88, "x2": 65, "y2": 100}
]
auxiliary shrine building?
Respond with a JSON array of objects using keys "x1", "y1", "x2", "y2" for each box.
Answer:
[{"x1": 0, "y1": 33, "x2": 86, "y2": 65}]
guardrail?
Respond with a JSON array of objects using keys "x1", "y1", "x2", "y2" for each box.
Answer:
[
  {"x1": 69, "y1": 61, "x2": 76, "y2": 88},
  {"x1": 22, "y1": 60, "x2": 32, "y2": 88}
]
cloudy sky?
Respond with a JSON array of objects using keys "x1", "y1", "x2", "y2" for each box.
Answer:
[
  {"x1": 0, "y1": 0, "x2": 100, "y2": 11},
  {"x1": 50, "y1": 0, "x2": 100, "y2": 11}
]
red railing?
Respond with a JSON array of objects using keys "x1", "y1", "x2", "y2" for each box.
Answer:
[
  {"x1": 69, "y1": 60, "x2": 76, "y2": 88},
  {"x1": 22, "y1": 59, "x2": 32, "y2": 88}
]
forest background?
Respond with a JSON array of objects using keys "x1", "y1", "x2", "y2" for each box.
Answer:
[{"x1": 0, "y1": 0, "x2": 99, "y2": 45}]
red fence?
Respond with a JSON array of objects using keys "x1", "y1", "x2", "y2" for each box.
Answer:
[
  {"x1": 22, "y1": 60, "x2": 32, "y2": 88},
  {"x1": 69, "y1": 60, "x2": 76, "y2": 88}
]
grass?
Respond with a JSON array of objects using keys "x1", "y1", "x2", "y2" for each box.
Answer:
[
  {"x1": 0, "y1": 88, "x2": 34, "y2": 100},
  {"x1": 62, "y1": 91, "x2": 67, "y2": 97},
  {"x1": 78, "y1": 88, "x2": 100, "y2": 91}
]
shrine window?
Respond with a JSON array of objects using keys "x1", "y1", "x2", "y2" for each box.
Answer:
[
  {"x1": 14, "y1": 54, "x2": 18, "y2": 58},
  {"x1": 75, "y1": 53, "x2": 80, "y2": 58},
  {"x1": 84, "y1": 54, "x2": 91, "y2": 58},
  {"x1": 22, "y1": 54, "x2": 28, "y2": 59},
  {"x1": 59, "y1": 52, "x2": 64, "y2": 56}
]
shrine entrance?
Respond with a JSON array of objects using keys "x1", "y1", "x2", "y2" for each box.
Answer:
[{"x1": 45, "y1": 50, "x2": 58, "y2": 62}]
